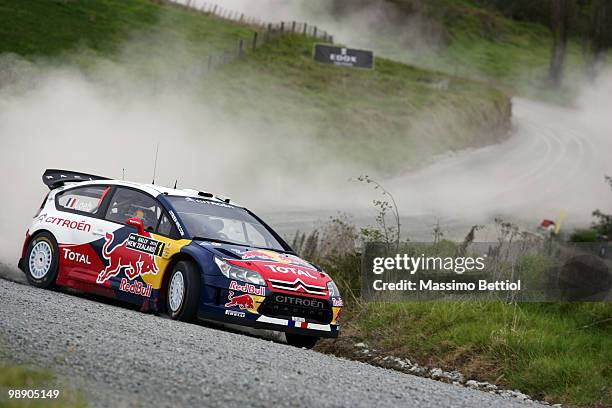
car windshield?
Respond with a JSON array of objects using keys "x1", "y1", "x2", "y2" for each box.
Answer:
[{"x1": 167, "y1": 196, "x2": 285, "y2": 251}]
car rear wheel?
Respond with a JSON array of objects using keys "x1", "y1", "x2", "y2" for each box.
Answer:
[
  {"x1": 285, "y1": 333, "x2": 319, "y2": 349},
  {"x1": 25, "y1": 232, "x2": 59, "y2": 288},
  {"x1": 166, "y1": 260, "x2": 200, "y2": 322}
]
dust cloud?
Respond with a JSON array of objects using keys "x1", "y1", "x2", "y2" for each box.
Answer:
[
  {"x1": 384, "y1": 71, "x2": 612, "y2": 239},
  {"x1": 0, "y1": 42, "x2": 364, "y2": 265}
]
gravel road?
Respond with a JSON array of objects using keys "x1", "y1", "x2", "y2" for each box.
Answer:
[{"x1": 0, "y1": 278, "x2": 537, "y2": 408}]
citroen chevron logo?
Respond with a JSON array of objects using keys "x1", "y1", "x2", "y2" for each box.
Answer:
[{"x1": 269, "y1": 278, "x2": 326, "y2": 295}]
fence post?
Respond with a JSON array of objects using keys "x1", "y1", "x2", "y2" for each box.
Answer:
[
  {"x1": 313, "y1": 26, "x2": 317, "y2": 38},
  {"x1": 280, "y1": 22, "x2": 284, "y2": 33},
  {"x1": 252, "y1": 32, "x2": 258, "y2": 51},
  {"x1": 291, "y1": 21, "x2": 296, "y2": 33},
  {"x1": 212, "y1": 5, "x2": 217, "y2": 15},
  {"x1": 303, "y1": 23, "x2": 307, "y2": 36},
  {"x1": 238, "y1": 39, "x2": 244, "y2": 57}
]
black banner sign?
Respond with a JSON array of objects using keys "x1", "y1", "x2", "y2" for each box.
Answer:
[
  {"x1": 127, "y1": 234, "x2": 166, "y2": 257},
  {"x1": 313, "y1": 44, "x2": 374, "y2": 69}
]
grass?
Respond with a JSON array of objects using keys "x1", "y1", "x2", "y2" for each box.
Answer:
[
  {"x1": 335, "y1": 301, "x2": 612, "y2": 406},
  {"x1": 0, "y1": 0, "x2": 511, "y2": 175},
  {"x1": 0, "y1": 0, "x2": 254, "y2": 57},
  {"x1": 0, "y1": 362, "x2": 86, "y2": 407}
]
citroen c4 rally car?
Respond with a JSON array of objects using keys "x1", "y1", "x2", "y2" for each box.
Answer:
[{"x1": 19, "y1": 169, "x2": 343, "y2": 348}]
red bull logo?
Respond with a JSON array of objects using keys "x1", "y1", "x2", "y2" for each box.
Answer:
[
  {"x1": 225, "y1": 291, "x2": 255, "y2": 310},
  {"x1": 119, "y1": 278, "x2": 152, "y2": 297},
  {"x1": 229, "y1": 280, "x2": 265, "y2": 296},
  {"x1": 96, "y1": 232, "x2": 159, "y2": 284}
]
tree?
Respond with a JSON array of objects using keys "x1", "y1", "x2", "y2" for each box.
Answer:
[
  {"x1": 549, "y1": 0, "x2": 574, "y2": 87},
  {"x1": 592, "y1": 176, "x2": 612, "y2": 238},
  {"x1": 589, "y1": 0, "x2": 612, "y2": 66}
]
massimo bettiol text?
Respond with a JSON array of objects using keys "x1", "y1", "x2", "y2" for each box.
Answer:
[{"x1": 371, "y1": 254, "x2": 521, "y2": 292}]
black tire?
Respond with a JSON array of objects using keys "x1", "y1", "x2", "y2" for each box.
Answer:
[
  {"x1": 24, "y1": 232, "x2": 59, "y2": 288},
  {"x1": 166, "y1": 260, "x2": 200, "y2": 322},
  {"x1": 285, "y1": 333, "x2": 319, "y2": 349}
]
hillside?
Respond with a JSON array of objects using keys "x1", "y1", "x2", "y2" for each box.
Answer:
[
  {"x1": 0, "y1": 0, "x2": 254, "y2": 56},
  {"x1": 0, "y1": 0, "x2": 511, "y2": 175},
  {"x1": 333, "y1": 0, "x2": 587, "y2": 99}
]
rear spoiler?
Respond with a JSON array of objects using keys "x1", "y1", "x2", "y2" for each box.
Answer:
[{"x1": 42, "y1": 169, "x2": 110, "y2": 190}]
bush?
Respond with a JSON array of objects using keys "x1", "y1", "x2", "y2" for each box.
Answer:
[{"x1": 570, "y1": 228, "x2": 600, "y2": 242}]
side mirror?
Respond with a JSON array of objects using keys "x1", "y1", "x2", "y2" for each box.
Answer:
[{"x1": 125, "y1": 217, "x2": 145, "y2": 235}]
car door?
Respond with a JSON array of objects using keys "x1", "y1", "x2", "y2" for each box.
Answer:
[
  {"x1": 96, "y1": 187, "x2": 167, "y2": 301},
  {"x1": 53, "y1": 184, "x2": 112, "y2": 284}
]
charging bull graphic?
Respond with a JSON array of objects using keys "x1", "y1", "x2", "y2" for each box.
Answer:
[
  {"x1": 96, "y1": 232, "x2": 159, "y2": 284},
  {"x1": 241, "y1": 249, "x2": 314, "y2": 269},
  {"x1": 225, "y1": 291, "x2": 255, "y2": 310}
]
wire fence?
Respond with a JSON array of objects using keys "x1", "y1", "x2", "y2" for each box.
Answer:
[{"x1": 167, "y1": 0, "x2": 334, "y2": 71}]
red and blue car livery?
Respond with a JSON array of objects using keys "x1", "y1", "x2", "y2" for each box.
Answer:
[{"x1": 19, "y1": 169, "x2": 342, "y2": 348}]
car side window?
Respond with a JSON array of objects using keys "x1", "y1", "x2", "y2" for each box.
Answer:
[
  {"x1": 157, "y1": 213, "x2": 175, "y2": 237},
  {"x1": 105, "y1": 188, "x2": 161, "y2": 232},
  {"x1": 56, "y1": 185, "x2": 111, "y2": 215}
]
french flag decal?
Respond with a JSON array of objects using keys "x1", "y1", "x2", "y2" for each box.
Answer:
[
  {"x1": 66, "y1": 197, "x2": 77, "y2": 208},
  {"x1": 288, "y1": 320, "x2": 308, "y2": 329}
]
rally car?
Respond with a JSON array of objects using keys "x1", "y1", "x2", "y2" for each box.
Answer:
[{"x1": 19, "y1": 169, "x2": 342, "y2": 348}]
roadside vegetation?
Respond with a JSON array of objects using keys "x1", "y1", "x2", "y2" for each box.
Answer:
[
  {"x1": 326, "y1": 302, "x2": 612, "y2": 406},
  {"x1": 293, "y1": 178, "x2": 612, "y2": 406},
  {"x1": 303, "y1": 214, "x2": 612, "y2": 406},
  {"x1": 570, "y1": 176, "x2": 612, "y2": 242}
]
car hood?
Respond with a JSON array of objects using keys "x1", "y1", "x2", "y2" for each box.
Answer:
[{"x1": 198, "y1": 242, "x2": 331, "y2": 298}]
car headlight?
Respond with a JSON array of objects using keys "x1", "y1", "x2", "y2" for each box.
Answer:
[
  {"x1": 327, "y1": 280, "x2": 340, "y2": 298},
  {"x1": 214, "y1": 257, "x2": 266, "y2": 286}
]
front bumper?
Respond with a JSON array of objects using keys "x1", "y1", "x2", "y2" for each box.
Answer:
[{"x1": 198, "y1": 309, "x2": 340, "y2": 338}]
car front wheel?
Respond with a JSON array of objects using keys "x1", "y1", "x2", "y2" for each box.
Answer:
[{"x1": 166, "y1": 260, "x2": 200, "y2": 322}]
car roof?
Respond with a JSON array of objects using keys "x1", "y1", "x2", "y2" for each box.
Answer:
[{"x1": 58, "y1": 179, "x2": 241, "y2": 207}]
